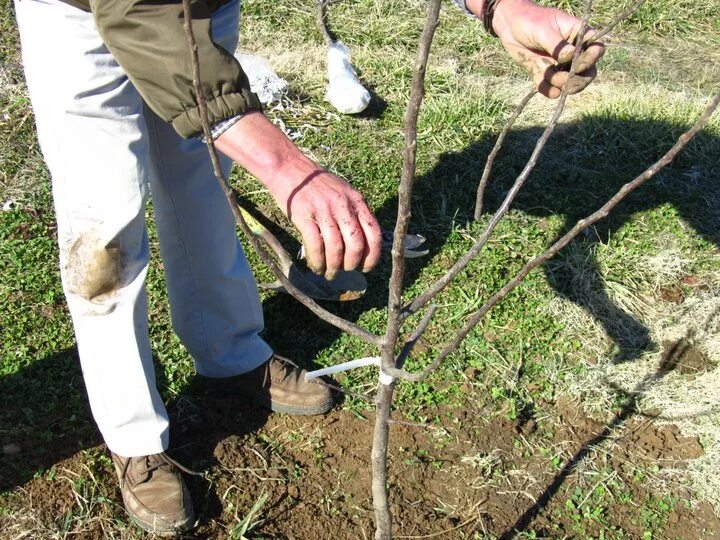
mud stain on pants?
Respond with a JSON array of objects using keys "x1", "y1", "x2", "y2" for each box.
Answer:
[{"x1": 65, "y1": 231, "x2": 121, "y2": 303}]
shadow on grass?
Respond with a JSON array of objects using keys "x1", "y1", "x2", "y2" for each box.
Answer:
[
  {"x1": 259, "y1": 114, "x2": 719, "y2": 371},
  {"x1": 1, "y1": 113, "x2": 717, "y2": 534},
  {"x1": 498, "y1": 336, "x2": 702, "y2": 539},
  {"x1": 0, "y1": 347, "x2": 271, "y2": 518},
  {"x1": 0, "y1": 348, "x2": 98, "y2": 492}
]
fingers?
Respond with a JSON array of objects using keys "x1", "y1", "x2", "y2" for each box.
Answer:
[
  {"x1": 296, "y1": 216, "x2": 326, "y2": 276},
  {"x1": 356, "y1": 204, "x2": 382, "y2": 272},
  {"x1": 565, "y1": 65, "x2": 597, "y2": 94},
  {"x1": 552, "y1": 19, "x2": 606, "y2": 70},
  {"x1": 315, "y1": 206, "x2": 345, "y2": 279},
  {"x1": 334, "y1": 208, "x2": 366, "y2": 274},
  {"x1": 534, "y1": 61, "x2": 598, "y2": 98},
  {"x1": 322, "y1": 195, "x2": 382, "y2": 277},
  {"x1": 522, "y1": 10, "x2": 604, "y2": 99},
  {"x1": 293, "y1": 182, "x2": 382, "y2": 279}
]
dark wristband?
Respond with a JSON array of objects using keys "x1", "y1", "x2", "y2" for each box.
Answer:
[{"x1": 483, "y1": 0, "x2": 502, "y2": 37}]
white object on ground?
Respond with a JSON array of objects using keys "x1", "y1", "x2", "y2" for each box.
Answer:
[
  {"x1": 305, "y1": 356, "x2": 394, "y2": 385},
  {"x1": 325, "y1": 40, "x2": 371, "y2": 114},
  {"x1": 234, "y1": 52, "x2": 289, "y2": 105},
  {"x1": 2, "y1": 199, "x2": 17, "y2": 211}
]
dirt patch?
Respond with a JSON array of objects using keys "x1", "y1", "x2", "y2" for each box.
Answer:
[
  {"x1": 2, "y1": 386, "x2": 719, "y2": 539},
  {"x1": 555, "y1": 396, "x2": 704, "y2": 462},
  {"x1": 660, "y1": 338, "x2": 714, "y2": 375}
]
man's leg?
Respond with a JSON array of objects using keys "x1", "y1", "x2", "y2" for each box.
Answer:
[
  {"x1": 15, "y1": 0, "x2": 168, "y2": 458},
  {"x1": 146, "y1": 0, "x2": 331, "y2": 415},
  {"x1": 15, "y1": 0, "x2": 193, "y2": 533},
  {"x1": 145, "y1": 0, "x2": 272, "y2": 378}
]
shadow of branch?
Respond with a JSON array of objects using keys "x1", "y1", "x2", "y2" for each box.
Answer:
[{"x1": 500, "y1": 337, "x2": 693, "y2": 538}]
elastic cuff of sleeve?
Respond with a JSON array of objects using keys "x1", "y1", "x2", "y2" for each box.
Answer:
[
  {"x1": 173, "y1": 88, "x2": 263, "y2": 139},
  {"x1": 452, "y1": 0, "x2": 474, "y2": 16}
]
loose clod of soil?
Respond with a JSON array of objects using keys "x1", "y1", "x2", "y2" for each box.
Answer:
[{"x1": 2, "y1": 389, "x2": 719, "y2": 539}]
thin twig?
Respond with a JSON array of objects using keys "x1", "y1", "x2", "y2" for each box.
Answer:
[
  {"x1": 403, "y1": 2, "x2": 594, "y2": 320},
  {"x1": 316, "y1": 0, "x2": 335, "y2": 45},
  {"x1": 396, "y1": 305, "x2": 437, "y2": 368},
  {"x1": 387, "y1": 419, "x2": 435, "y2": 429},
  {"x1": 386, "y1": 93, "x2": 719, "y2": 383},
  {"x1": 395, "y1": 512, "x2": 483, "y2": 539},
  {"x1": 474, "y1": 88, "x2": 537, "y2": 220},
  {"x1": 592, "y1": 0, "x2": 648, "y2": 41},
  {"x1": 181, "y1": 0, "x2": 380, "y2": 347}
]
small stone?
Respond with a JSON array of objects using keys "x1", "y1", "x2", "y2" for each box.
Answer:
[{"x1": 3, "y1": 443, "x2": 21, "y2": 455}]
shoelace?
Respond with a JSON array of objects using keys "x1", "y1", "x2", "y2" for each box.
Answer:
[{"x1": 120, "y1": 452, "x2": 202, "y2": 485}]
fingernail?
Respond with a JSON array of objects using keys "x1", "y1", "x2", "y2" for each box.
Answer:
[{"x1": 308, "y1": 262, "x2": 324, "y2": 275}]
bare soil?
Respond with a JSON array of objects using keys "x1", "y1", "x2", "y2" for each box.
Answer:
[{"x1": 2, "y1": 384, "x2": 718, "y2": 539}]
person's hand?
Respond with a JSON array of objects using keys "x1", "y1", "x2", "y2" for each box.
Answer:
[
  {"x1": 270, "y1": 167, "x2": 382, "y2": 279},
  {"x1": 215, "y1": 112, "x2": 382, "y2": 279},
  {"x1": 472, "y1": 0, "x2": 605, "y2": 98}
]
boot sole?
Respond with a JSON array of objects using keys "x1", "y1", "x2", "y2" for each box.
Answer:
[
  {"x1": 249, "y1": 391, "x2": 333, "y2": 416},
  {"x1": 127, "y1": 511, "x2": 196, "y2": 537}
]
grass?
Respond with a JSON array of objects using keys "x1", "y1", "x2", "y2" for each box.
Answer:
[{"x1": 2, "y1": 0, "x2": 720, "y2": 537}]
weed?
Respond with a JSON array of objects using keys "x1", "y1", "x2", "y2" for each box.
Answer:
[{"x1": 229, "y1": 491, "x2": 269, "y2": 540}]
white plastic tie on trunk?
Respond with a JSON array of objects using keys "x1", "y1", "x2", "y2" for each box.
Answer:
[
  {"x1": 234, "y1": 53, "x2": 289, "y2": 105},
  {"x1": 305, "y1": 356, "x2": 395, "y2": 385},
  {"x1": 325, "y1": 41, "x2": 371, "y2": 114}
]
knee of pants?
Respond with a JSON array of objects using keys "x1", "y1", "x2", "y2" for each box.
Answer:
[
  {"x1": 64, "y1": 230, "x2": 122, "y2": 302},
  {"x1": 61, "y1": 224, "x2": 150, "y2": 316}
]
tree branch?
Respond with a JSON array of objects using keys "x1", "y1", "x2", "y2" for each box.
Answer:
[
  {"x1": 316, "y1": 0, "x2": 335, "y2": 46},
  {"x1": 396, "y1": 305, "x2": 437, "y2": 369},
  {"x1": 372, "y1": 2, "x2": 442, "y2": 538},
  {"x1": 381, "y1": 0, "x2": 442, "y2": 361},
  {"x1": 181, "y1": 0, "x2": 380, "y2": 346},
  {"x1": 402, "y1": 2, "x2": 594, "y2": 319},
  {"x1": 592, "y1": 0, "x2": 648, "y2": 41},
  {"x1": 474, "y1": 88, "x2": 537, "y2": 220},
  {"x1": 474, "y1": 0, "x2": 648, "y2": 222},
  {"x1": 384, "y1": 93, "x2": 719, "y2": 383}
]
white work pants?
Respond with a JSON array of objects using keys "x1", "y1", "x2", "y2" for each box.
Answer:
[{"x1": 15, "y1": 0, "x2": 272, "y2": 457}]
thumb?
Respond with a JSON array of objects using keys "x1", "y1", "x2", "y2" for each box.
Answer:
[{"x1": 533, "y1": 11, "x2": 593, "y2": 65}]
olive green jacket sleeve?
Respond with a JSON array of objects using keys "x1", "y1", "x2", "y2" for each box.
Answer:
[{"x1": 88, "y1": 0, "x2": 261, "y2": 138}]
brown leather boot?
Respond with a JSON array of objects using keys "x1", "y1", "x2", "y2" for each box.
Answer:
[
  {"x1": 111, "y1": 452, "x2": 196, "y2": 536},
  {"x1": 214, "y1": 355, "x2": 333, "y2": 415}
]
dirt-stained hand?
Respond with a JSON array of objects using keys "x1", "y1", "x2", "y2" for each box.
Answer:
[
  {"x1": 273, "y1": 168, "x2": 382, "y2": 279},
  {"x1": 490, "y1": 0, "x2": 605, "y2": 98},
  {"x1": 214, "y1": 112, "x2": 382, "y2": 280}
]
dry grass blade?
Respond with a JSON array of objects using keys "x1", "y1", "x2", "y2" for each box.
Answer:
[{"x1": 395, "y1": 514, "x2": 479, "y2": 539}]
